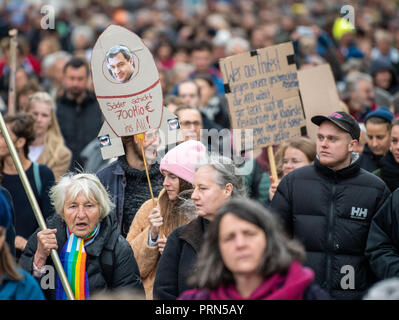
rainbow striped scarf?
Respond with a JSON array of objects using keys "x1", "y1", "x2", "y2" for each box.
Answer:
[{"x1": 56, "y1": 224, "x2": 100, "y2": 300}]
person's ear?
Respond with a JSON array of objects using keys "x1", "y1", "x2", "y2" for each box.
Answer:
[
  {"x1": 224, "y1": 183, "x2": 233, "y2": 198},
  {"x1": 15, "y1": 137, "x2": 26, "y2": 149},
  {"x1": 348, "y1": 139, "x2": 358, "y2": 152}
]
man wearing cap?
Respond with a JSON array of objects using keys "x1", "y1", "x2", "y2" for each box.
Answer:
[
  {"x1": 271, "y1": 111, "x2": 390, "y2": 300},
  {"x1": 360, "y1": 108, "x2": 394, "y2": 172}
]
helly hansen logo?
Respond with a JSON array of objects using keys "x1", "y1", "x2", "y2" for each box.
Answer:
[{"x1": 350, "y1": 207, "x2": 368, "y2": 220}]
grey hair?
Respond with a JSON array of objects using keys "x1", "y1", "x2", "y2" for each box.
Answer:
[
  {"x1": 363, "y1": 278, "x2": 399, "y2": 300},
  {"x1": 188, "y1": 198, "x2": 306, "y2": 289},
  {"x1": 42, "y1": 51, "x2": 71, "y2": 73},
  {"x1": 196, "y1": 154, "x2": 247, "y2": 198},
  {"x1": 344, "y1": 72, "x2": 373, "y2": 99},
  {"x1": 226, "y1": 37, "x2": 250, "y2": 55},
  {"x1": 50, "y1": 173, "x2": 114, "y2": 221},
  {"x1": 71, "y1": 25, "x2": 94, "y2": 47}
]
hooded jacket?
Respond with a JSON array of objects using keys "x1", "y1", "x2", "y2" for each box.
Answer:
[
  {"x1": 271, "y1": 154, "x2": 390, "y2": 300},
  {"x1": 369, "y1": 58, "x2": 399, "y2": 95}
]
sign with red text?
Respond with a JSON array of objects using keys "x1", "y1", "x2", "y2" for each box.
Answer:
[
  {"x1": 91, "y1": 24, "x2": 163, "y2": 136},
  {"x1": 220, "y1": 42, "x2": 306, "y2": 150}
]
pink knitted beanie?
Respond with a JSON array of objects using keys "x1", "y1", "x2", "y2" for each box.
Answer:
[{"x1": 160, "y1": 140, "x2": 208, "y2": 184}]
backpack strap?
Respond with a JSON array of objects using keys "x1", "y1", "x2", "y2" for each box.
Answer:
[{"x1": 33, "y1": 162, "x2": 42, "y2": 197}]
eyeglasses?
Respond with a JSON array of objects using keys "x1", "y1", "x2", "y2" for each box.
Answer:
[{"x1": 180, "y1": 121, "x2": 202, "y2": 127}]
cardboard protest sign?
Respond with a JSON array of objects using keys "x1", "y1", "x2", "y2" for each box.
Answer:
[
  {"x1": 91, "y1": 24, "x2": 182, "y2": 159},
  {"x1": 91, "y1": 24, "x2": 164, "y2": 137},
  {"x1": 298, "y1": 64, "x2": 340, "y2": 142},
  {"x1": 97, "y1": 121, "x2": 125, "y2": 160},
  {"x1": 158, "y1": 106, "x2": 183, "y2": 149},
  {"x1": 220, "y1": 42, "x2": 306, "y2": 151}
]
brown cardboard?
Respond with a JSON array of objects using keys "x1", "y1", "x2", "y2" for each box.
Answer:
[
  {"x1": 220, "y1": 42, "x2": 306, "y2": 151},
  {"x1": 157, "y1": 106, "x2": 184, "y2": 149},
  {"x1": 97, "y1": 122, "x2": 125, "y2": 160},
  {"x1": 298, "y1": 64, "x2": 340, "y2": 142}
]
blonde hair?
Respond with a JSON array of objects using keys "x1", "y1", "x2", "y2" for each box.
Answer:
[
  {"x1": 50, "y1": 173, "x2": 114, "y2": 221},
  {"x1": 27, "y1": 91, "x2": 64, "y2": 143},
  {"x1": 27, "y1": 92, "x2": 70, "y2": 176}
]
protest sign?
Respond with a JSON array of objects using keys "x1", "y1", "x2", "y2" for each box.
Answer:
[
  {"x1": 91, "y1": 24, "x2": 182, "y2": 159},
  {"x1": 220, "y1": 41, "x2": 306, "y2": 151},
  {"x1": 91, "y1": 24, "x2": 164, "y2": 137},
  {"x1": 97, "y1": 121, "x2": 125, "y2": 160},
  {"x1": 298, "y1": 63, "x2": 341, "y2": 142}
]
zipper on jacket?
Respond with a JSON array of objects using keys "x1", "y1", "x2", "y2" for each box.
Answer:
[{"x1": 326, "y1": 183, "x2": 336, "y2": 294}]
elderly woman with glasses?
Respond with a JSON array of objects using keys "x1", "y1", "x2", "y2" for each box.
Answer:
[{"x1": 20, "y1": 173, "x2": 143, "y2": 300}]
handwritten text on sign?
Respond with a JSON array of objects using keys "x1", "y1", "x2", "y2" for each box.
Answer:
[
  {"x1": 99, "y1": 92, "x2": 156, "y2": 134},
  {"x1": 220, "y1": 42, "x2": 305, "y2": 150}
]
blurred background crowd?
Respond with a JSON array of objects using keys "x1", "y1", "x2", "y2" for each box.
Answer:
[{"x1": 0, "y1": 0, "x2": 399, "y2": 115}]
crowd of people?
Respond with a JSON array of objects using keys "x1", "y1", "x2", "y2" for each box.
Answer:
[{"x1": 1, "y1": 0, "x2": 399, "y2": 301}]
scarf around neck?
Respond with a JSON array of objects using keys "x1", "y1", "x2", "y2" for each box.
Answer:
[
  {"x1": 209, "y1": 261, "x2": 314, "y2": 300},
  {"x1": 56, "y1": 224, "x2": 100, "y2": 300}
]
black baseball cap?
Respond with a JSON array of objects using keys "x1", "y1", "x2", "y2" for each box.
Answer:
[{"x1": 311, "y1": 111, "x2": 360, "y2": 141}]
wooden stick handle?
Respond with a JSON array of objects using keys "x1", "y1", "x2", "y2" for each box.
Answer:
[
  {"x1": 8, "y1": 29, "x2": 18, "y2": 115},
  {"x1": 268, "y1": 145, "x2": 279, "y2": 183},
  {"x1": 138, "y1": 134, "x2": 156, "y2": 207}
]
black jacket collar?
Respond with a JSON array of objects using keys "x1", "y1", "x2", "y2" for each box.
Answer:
[
  {"x1": 179, "y1": 217, "x2": 209, "y2": 253},
  {"x1": 314, "y1": 153, "x2": 361, "y2": 180}
]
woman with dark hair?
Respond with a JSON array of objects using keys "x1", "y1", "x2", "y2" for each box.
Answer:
[
  {"x1": 0, "y1": 112, "x2": 55, "y2": 257},
  {"x1": 126, "y1": 140, "x2": 206, "y2": 299},
  {"x1": 179, "y1": 198, "x2": 329, "y2": 300},
  {"x1": 0, "y1": 189, "x2": 45, "y2": 300},
  {"x1": 193, "y1": 72, "x2": 231, "y2": 129}
]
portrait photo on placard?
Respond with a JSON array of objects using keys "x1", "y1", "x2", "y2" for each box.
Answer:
[{"x1": 104, "y1": 45, "x2": 139, "y2": 84}]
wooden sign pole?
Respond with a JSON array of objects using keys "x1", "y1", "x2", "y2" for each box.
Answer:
[
  {"x1": 135, "y1": 133, "x2": 156, "y2": 208},
  {"x1": 268, "y1": 145, "x2": 279, "y2": 184},
  {"x1": 8, "y1": 29, "x2": 18, "y2": 115}
]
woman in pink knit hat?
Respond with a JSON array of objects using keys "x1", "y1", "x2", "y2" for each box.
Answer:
[{"x1": 126, "y1": 140, "x2": 207, "y2": 299}]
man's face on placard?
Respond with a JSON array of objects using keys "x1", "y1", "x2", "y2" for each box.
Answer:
[{"x1": 107, "y1": 52, "x2": 134, "y2": 83}]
